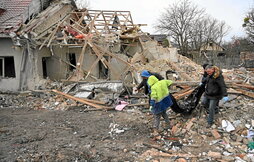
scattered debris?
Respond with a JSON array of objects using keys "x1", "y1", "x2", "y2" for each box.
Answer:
[{"x1": 0, "y1": 0, "x2": 253, "y2": 161}]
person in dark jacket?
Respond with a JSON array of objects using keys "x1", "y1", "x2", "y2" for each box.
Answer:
[
  {"x1": 202, "y1": 65, "x2": 229, "y2": 127},
  {"x1": 134, "y1": 70, "x2": 164, "y2": 94}
]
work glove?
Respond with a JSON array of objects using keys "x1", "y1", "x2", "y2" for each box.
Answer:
[
  {"x1": 149, "y1": 106, "x2": 153, "y2": 111},
  {"x1": 133, "y1": 87, "x2": 138, "y2": 92},
  {"x1": 222, "y1": 96, "x2": 229, "y2": 102}
]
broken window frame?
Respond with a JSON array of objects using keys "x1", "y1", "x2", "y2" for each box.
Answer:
[
  {"x1": 0, "y1": 56, "x2": 16, "y2": 78},
  {"x1": 0, "y1": 58, "x2": 3, "y2": 77},
  {"x1": 67, "y1": 53, "x2": 77, "y2": 71}
]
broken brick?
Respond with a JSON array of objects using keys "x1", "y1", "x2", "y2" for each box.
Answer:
[{"x1": 211, "y1": 129, "x2": 221, "y2": 139}]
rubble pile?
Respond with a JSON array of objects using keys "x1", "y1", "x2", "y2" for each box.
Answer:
[
  {"x1": 138, "y1": 94, "x2": 254, "y2": 161},
  {"x1": 0, "y1": 90, "x2": 79, "y2": 110},
  {"x1": 0, "y1": 1, "x2": 254, "y2": 161}
]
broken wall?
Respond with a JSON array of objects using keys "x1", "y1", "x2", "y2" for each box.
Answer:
[
  {"x1": 69, "y1": 47, "x2": 99, "y2": 79},
  {"x1": 142, "y1": 41, "x2": 178, "y2": 62},
  {"x1": 123, "y1": 42, "x2": 142, "y2": 56},
  {"x1": 109, "y1": 54, "x2": 129, "y2": 80},
  {"x1": 38, "y1": 46, "x2": 100, "y2": 81},
  {"x1": 0, "y1": 38, "x2": 23, "y2": 91},
  {"x1": 33, "y1": 4, "x2": 73, "y2": 35},
  {"x1": 39, "y1": 46, "x2": 69, "y2": 80}
]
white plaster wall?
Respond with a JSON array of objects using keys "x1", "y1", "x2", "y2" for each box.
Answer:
[
  {"x1": 69, "y1": 47, "x2": 99, "y2": 78},
  {"x1": 45, "y1": 46, "x2": 68, "y2": 80},
  {"x1": 37, "y1": 46, "x2": 100, "y2": 81},
  {"x1": 0, "y1": 38, "x2": 23, "y2": 91}
]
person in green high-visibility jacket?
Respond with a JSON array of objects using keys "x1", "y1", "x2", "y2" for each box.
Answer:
[{"x1": 147, "y1": 75, "x2": 173, "y2": 131}]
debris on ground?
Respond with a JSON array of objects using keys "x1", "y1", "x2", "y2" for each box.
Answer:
[{"x1": 0, "y1": 0, "x2": 254, "y2": 161}]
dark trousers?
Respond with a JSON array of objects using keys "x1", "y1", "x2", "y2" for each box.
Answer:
[
  {"x1": 153, "y1": 110, "x2": 170, "y2": 129},
  {"x1": 202, "y1": 97, "x2": 219, "y2": 125}
]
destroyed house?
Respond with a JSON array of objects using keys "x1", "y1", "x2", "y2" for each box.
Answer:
[
  {"x1": 18, "y1": 4, "x2": 146, "y2": 82},
  {"x1": 0, "y1": 0, "x2": 179, "y2": 92},
  {"x1": 0, "y1": 0, "x2": 51, "y2": 91}
]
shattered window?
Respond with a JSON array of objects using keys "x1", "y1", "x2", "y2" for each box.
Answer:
[
  {"x1": 0, "y1": 58, "x2": 3, "y2": 77},
  {"x1": 0, "y1": 57, "x2": 16, "y2": 78},
  {"x1": 68, "y1": 53, "x2": 76, "y2": 71},
  {"x1": 217, "y1": 53, "x2": 226, "y2": 57}
]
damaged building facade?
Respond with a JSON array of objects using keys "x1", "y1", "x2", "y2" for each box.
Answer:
[
  {"x1": 0, "y1": 0, "x2": 50, "y2": 91},
  {"x1": 0, "y1": 0, "x2": 179, "y2": 92}
]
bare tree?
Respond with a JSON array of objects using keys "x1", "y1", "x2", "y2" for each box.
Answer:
[
  {"x1": 155, "y1": 0, "x2": 204, "y2": 55},
  {"x1": 199, "y1": 17, "x2": 230, "y2": 46},
  {"x1": 155, "y1": 0, "x2": 230, "y2": 54},
  {"x1": 243, "y1": 8, "x2": 254, "y2": 41}
]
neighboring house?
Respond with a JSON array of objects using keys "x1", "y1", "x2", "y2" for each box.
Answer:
[
  {"x1": 150, "y1": 34, "x2": 171, "y2": 47},
  {"x1": 191, "y1": 40, "x2": 242, "y2": 69},
  {"x1": 200, "y1": 40, "x2": 225, "y2": 53},
  {"x1": 0, "y1": 0, "x2": 50, "y2": 91}
]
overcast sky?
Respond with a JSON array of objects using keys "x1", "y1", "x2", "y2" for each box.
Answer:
[{"x1": 82, "y1": 0, "x2": 254, "y2": 41}]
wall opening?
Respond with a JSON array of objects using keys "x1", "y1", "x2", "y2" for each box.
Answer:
[
  {"x1": 0, "y1": 58, "x2": 3, "y2": 77},
  {"x1": 99, "y1": 60, "x2": 108, "y2": 79},
  {"x1": 68, "y1": 53, "x2": 76, "y2": 71},
  {"x1": 0, "y1": 56, "x2": 16, "y2": 78},
  {"x1": 217, "y1": 53, "x2": 226, "y2": 57},
  {"x1": 42, "y1": 57, "x2": 48, "y2": 79}
]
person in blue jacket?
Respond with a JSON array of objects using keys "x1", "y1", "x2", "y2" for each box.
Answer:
[{"x1": 147, "y1": 75, "x2": 173, "y2": 132}]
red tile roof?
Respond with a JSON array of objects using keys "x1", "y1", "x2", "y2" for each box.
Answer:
[{"x1": 0, "y1": 0, "x2": 32, "y2": 34}]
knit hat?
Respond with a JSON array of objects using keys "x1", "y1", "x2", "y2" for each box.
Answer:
[{"x1": 141, "y1": 70, "x2": 151, "y2": 77}]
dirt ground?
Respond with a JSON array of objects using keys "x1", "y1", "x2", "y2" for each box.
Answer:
[
  {"x1": 1, "y1": 93, "x2": 253, "y2": 161},
  {"x1": 0, "y1": 106, "x2": 152, "y2": 161}
]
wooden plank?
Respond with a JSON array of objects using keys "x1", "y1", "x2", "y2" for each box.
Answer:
[
  {"x1": 52, "y1": 89, "x2": 110, "y2": 109},
  {"x1": 88, "y1": 42, "x2": 108, "y2": 68},
  {"x1": 81, "y1": 98, "x2": 107, "y2": 105},
  {"x1": 142, "y1": 143, "x2": 198, "y2": 158},
  {"x1": 84, "y1": 41, "x2": 108, "y2": 79},
  {"x1": 77, "y1": 11, "x2": 88, "y2": 24},
  {"x1": 232, "y1": 83, "x2": 254, "y2": 91},
  {"x1": 94, "y1": 44, "x2": 134, "y2": 68},
  {"x1": 232, "y1": 88, "x2": 254, "y2": 98},
  {"x1": 101, "y1": 12, "x2": 111, "y2": 33},
  {"x1": 174, "y1": 89, "x2": 195, "y2": 100},
  {"x1": 89, "y1": 42, "x2": 119, "y2": 78},
  {"x1": 173, "y1": 87, "x2": 192, "y2": 95},
  {"x1": 75, "y1": 40, "x2": 88, "y2": 80},
  {"x1": 84, "y1": 57, "x2": 101, "y2": 79},
  {"x1": 88, "y1": 10, "x2": 131, "y2": 13},
  {"x1": 172, "y1": 80, "x2": 243, "y2": 86},
  {"x1": 39, "y1": 15, "x2": 70, "y2": 50},
  {"x1": 70, "y1": 18, "x2": 88, "y2": 34}
]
